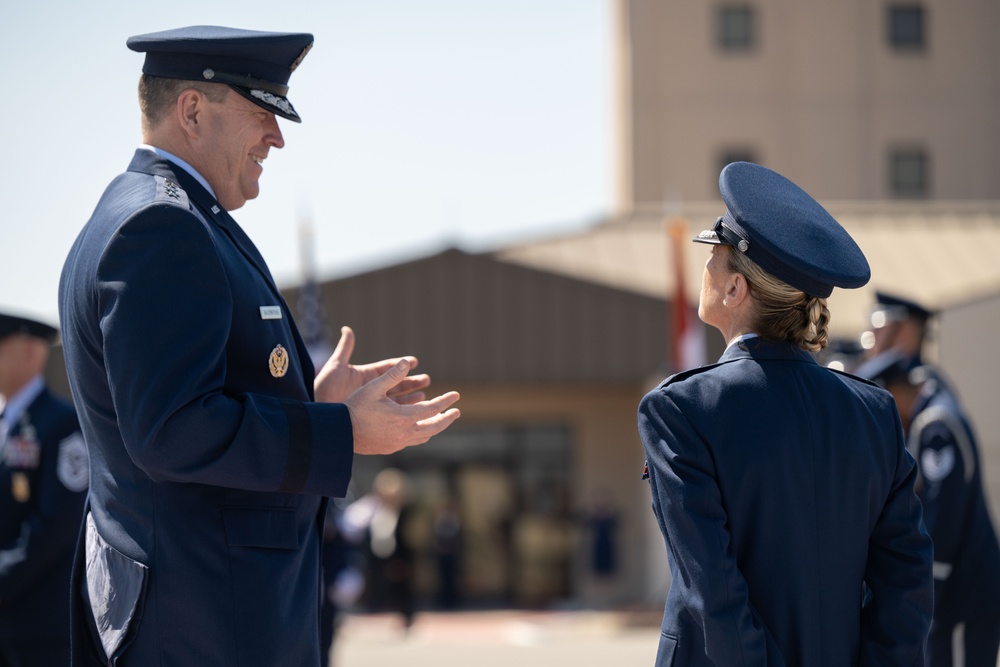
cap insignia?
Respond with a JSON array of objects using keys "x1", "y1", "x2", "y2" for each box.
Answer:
[
  {"x1": 250, "y1": 89, "x2": 294, "y2": 117},
  {"x1": 289, "y1": 43, "x2": 313, "y2": 71}
]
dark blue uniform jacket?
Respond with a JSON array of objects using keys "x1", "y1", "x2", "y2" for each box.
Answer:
[
  {"x1": 0, "y1": 384, "x2": 86, "y2": 644},
  {"x1": 59, "y1": 149, "x2": 355, "y2": 666},
  {"x1": 638, "y1": 337, "x2": 933, "y2": 666},
  {"x1": 906, "y1": 375, "x2": 1000, "y2": 628}
]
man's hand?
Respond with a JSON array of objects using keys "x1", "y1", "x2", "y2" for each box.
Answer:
[
  {"x1": 344, "y1": 358, "x2": 461, "y2": 455},
  {"x1": 314, "y1": 326, "x2": 430, "y2": 405}
]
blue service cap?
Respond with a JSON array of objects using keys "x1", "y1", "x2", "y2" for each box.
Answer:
[
  {"x1": 693, "y1": 162, "x2": 871, "y2": 298},
  {"x1": 853, "y1": 349, "x2": 923, "y2": 388},
  {"x1": 872, "y1": 290, "x2": 935, "y2": 324},
  {"x1": 127, "y1": 26, "x2": 313, "y2": 123},
  {"x1": 0, "y1": 313, "x2": 58, "y2": 342}
]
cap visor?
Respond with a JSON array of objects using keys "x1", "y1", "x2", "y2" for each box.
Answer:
[
  {"x1": 230, "y1": 85, "x2": 302, "y2": 122},
  {"x1": 692, "y1": 230, "x2": 724, "y2": 245}
]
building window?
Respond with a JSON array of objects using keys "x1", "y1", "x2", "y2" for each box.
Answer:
[
  {"x1": 718, "y1": 148, "x2": 759, "y2": 174},
  {"x1": 889, "y1": 147, "x2": 930, "y2": 198},
  {"x1": 717, "y1": 5, "x2": 757, "y2": 52},
  {"x1": 888, "y1": 4, "x2": 926, "y2": 51}
]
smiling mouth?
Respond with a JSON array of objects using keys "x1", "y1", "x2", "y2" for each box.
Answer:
[{"x1": 250, "y1": 155, "x2": 264, "y2": 165}]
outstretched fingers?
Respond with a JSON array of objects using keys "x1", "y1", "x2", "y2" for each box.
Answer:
[
  {"x1": 386, "y1": 373, "x2": 431, "y2": 402},
  {"x1": 392, "y1": 391, "x2": 427, "y2": 406},
  {"x1": 409, "y1": 391, "x2": 461, "y2": 418},
  {"x1": 414, "y1": 406, "x2": 462, "y2": 439},
  {"x1": 358, "y1": 355, "x2": 420, "y2": 382},
  {"x1": 400, "y1": 391, "x2": 461, "y2": 443},
  {"x1": 329, "y1": 326, "x2": 355, "y2": 365},
  {"x1": 346, "y1": 363, "x2": 462, "y2": 455}
]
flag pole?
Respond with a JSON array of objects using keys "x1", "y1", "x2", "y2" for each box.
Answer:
[
  {"x1": 667, "y1": 218, "x2": 705, "y2": 373},
  {"x1": 297, "y1": 214, "x2": 333, "y2": 368}
]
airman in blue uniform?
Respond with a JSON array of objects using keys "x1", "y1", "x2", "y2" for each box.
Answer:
[
  {"x1": 59, "y1": 26, "x2": 460, "y2": 666},
  {"x1": 862, "y1": 291, "x2": 936, "y2": 360},
  {"x1": 638, "y1": 162, "x2": 933, "y2": 666},
  {"x1": 0, "y1": 314, "x2": 88, "y2": 666},
  {"x1": 859, "y1": 351, "x2": 1000, "y2": 666}
]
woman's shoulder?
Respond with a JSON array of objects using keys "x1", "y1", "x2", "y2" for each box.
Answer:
[{"x1": 640, "y1": 358, "x2": 747, "y2": 410}]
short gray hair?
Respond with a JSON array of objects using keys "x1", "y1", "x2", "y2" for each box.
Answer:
[{"x1": 137, "y1": 74, "x2": 228, "y2": 129}]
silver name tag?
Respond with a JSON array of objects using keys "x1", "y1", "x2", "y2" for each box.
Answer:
[{"x1": 260, "y1": 306, "x2": 283, "y2": 320}]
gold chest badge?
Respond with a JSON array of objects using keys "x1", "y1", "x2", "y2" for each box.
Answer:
[
  {"x1": 269, "y1": 344, "x2": 289, "y2": 378},
  {"x1": 11, "y1": 472, "x2": 30, "y2": 503}
]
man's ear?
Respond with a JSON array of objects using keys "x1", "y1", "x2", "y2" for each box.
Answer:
[{"x1": 176, "y1": 88, "x2": 205, "y2": 138}]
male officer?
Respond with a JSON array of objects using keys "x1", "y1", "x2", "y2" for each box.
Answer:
[
  {"x1": 855, "y1": 289, "x2": 960, "y2": 402},
  {"x1": 59, "y1": 26, "x2": 460, "y2": 666},
  {"x1": 861, "y1": 290, "x2": 935, "y2": 360},
  {"x1": 0, "y1": 313, "x2": 88, "y2": 666},
  {"x1": 861, "y1": 351, "x2": 1000, "y2": 666}
]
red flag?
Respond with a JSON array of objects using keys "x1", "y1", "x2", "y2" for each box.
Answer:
[{"x1": 669, "y1": 219, "x2": 705, "y2": 372}]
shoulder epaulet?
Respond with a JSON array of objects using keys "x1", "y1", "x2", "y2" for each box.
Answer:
[
  {"x1": 828, "y1": 368, "x2": 881, "y2": 389},
  {"x1": 658, "y1": 361, "x2": 728, "y2": 389},
  {"x1": 153, "y1": 174, "x2": 190, "y2": 209}
]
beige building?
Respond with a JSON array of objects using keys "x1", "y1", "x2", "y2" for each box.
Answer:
[{"x1": 614, "y1": 0, "x2": 1000, "y2": 208}]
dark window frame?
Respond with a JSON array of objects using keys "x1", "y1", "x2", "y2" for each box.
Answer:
[
  {"x1": 717, "y1": 148, "x2": 760, "y2": 190},
  {"x1": 716, "y1": 4, "x2": 758, "y2": 53},
  {"x1": 718, "y1": 147, "x2": 759, "y2": 172},
  {"x1": 887, "y1": 4, "x2": 927, "y2": 52},
  {"x1": 889, "y1": 146, "x2": 931, "y2": 198}
]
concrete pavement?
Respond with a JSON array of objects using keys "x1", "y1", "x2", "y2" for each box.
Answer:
[
  {"x1": 332, "y1": 609, "x2": 662, "y2": 667},
  {"x1": 333, "y1": 609, "x2": 1000, "y2": 666}
]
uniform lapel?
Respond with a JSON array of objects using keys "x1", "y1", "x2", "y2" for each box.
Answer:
[
  {"x1": 201, "y1": 205, "x2": 319, "y2": 390},
  {"x1": 126, "y1": 150, "x2": 318, "y2": 392}
]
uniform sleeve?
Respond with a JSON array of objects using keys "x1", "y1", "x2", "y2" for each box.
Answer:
[
  {"x1": 910, "y1": 408, "x2": 974, "y2": 601},
  {"x1": 95, "y1": 206, "x2": 352, "y2": 496},
  {"x1": 638, "y1": 389, "x2": 779, "y2": 666},
  {"x1": 859, "y1": 410, "x2": 934, "y2": 667}
]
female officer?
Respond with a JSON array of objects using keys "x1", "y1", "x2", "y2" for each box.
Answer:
[{"x1": 638, "y1": 162, "x2": 933, "y2": 666}]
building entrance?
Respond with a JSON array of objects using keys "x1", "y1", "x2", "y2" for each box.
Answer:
[{"x1": 348, "y1": 424, "x2": 574, "y2": 609}]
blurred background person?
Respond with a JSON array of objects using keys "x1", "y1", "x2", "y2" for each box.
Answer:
[
  {"x1": 587, "y1": 490, "x2": 619, "y2": 582},
  {"x1": 320, "y1": 502, "x2": 365, "y2": 667},
  {"x1": 432, "y1": 495, "x2": 462, "y2": 611},
  {"x1": 0, "y1": 313, "x2": 88, "y2": 666},
  {"x1": 577, "y1": 489, "x2": 621, "y2": 609},
  {"x1": 344, "y1": 468, "x2": 416, "y2": 631},
  {"x1": 855, "y1": 290, "x2": 960, "y2": 418},
  {"x1": 860, "y1": 291, "x2": 935, "y2": 361},
  {"x1": 859, "y1": 351, "x2": 1000, "y2": 667}
]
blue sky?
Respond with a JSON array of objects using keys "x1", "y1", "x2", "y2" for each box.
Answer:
[{"x1": 2, "y1": 0, "x2": 612, "y2": 323}]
